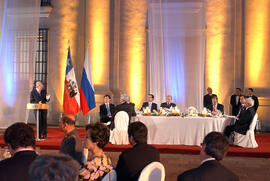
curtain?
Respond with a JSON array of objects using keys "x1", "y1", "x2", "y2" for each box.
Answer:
[
  {"x1": 0, "y1": 0, "x2": 40, "y2": 128},
  {"x1": 148, "y1": 0, "x2": 206, "y2": 111}
]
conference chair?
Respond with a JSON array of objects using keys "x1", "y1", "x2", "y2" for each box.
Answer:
[
  {"x1": 109, "y1": 111, "x2": 129, "y2": 145},
  {"x1": 234, "y1": 113, "x2": 258, "y2": 148},
  {"x1": 138, "y1": 162, "x2": 165, "y2": 181},
  {"x1": 101, "y1": 169, "x2": 117, "y2": 181}
]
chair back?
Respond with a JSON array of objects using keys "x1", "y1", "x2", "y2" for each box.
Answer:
[
  {"x1": 114, "y1": 111, "x2": 129, "y2": 131},
  {"x1": 101, "y1": 169, "x2": 117, "y2": 181},
  {"x1": 138, "y1": 162, "x2": 165, "y2": 181},
  {"x1": 248, "y1": 113, "x2": 258, "y2": 132}
]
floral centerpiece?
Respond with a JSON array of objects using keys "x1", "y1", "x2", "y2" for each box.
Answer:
[
  {"x1": 186, "y1": 106, "x2": 198, "y2": 117},
  {"x1": 143, "y1": 107, "x2": 151, "y2": 116}
]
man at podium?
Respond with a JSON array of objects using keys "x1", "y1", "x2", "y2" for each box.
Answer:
[{"x1": 30, "y1": 81, "x2": 50, "y2": 139}]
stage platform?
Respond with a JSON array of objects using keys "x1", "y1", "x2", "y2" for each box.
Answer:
[{"x1": 0, "y1": 128, "x2": 270, "y2": 158}]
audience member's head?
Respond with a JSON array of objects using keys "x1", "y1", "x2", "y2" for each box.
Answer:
[
  {"x1": 35, "y1": 81, "x2": 44, "y2": 91},
  {"x1": 120, "y1": 94, "x2": 130, "y2": 103},
  {"x1": 29, "y1": 153, "x2": 80, "y2": 181},
  {"x1": 207, "y1": 87, "x2": 212, "y2": 94},
  {"x1": 166, "y1": 95, "x2": 172, "y2": 103},
  {"x1": 85, "y1": 122, "x2": 110, "y2": 150},
  {"x1": 245, "y1": 97, "x2": 254, "y2": 108},
  {"x1": 128, "y1": 121, "x2": 148, "y2": 145},
  {"x1": 4, "y1": 122, "x2": 35, "y2": 156},
  {"x1": 200, "y1": 132, "x2": 229, "y2": 161},
  {"x1": 104, "y1": 94, "x2": 111, "y2": 103},
  {"x1": 248, "y1": 88, "x2": 254, "y2": 96},
  {"x1": 147, "y1": 94, "x2": 154, "y2": 102},
  {"x1": 211, "y1": 94, "x2": 218, "y2": 105},
  {"x1": 59, "y1": 115, "x2": 76, "y2": 133},
  {"x1": 235, "y1": 88, "x2": 241, "y2": 95},
  {"x1": 240, "y1": 95, "x2": 246, "y2": 105}
]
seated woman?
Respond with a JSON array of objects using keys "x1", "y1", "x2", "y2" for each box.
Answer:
[{"x1": 80, "y1": 122, "x2": 113, "y2": 181}]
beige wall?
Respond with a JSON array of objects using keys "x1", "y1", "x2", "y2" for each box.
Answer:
[{"x1": 39, "y1": 0, "x2": 270, "y2": 130}]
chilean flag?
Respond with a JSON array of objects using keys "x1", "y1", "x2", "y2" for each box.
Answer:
[
  {"x1": 80, "y1": 47, "x2": 96, "y2": 115},
  {"x1": 63, "y1": 47, "x2": 81, "y2": 115}
]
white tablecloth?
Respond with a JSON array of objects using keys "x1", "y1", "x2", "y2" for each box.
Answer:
[{"x1": 132, "y1": 116, "x2": 231, "y2": 146}]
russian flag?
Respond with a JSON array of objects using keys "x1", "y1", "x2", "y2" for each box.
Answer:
[
  {"x1": 63, "y1": 47, "x2": 81, "y2": 115},
  {"x1": 80, "y1": 47, "x2": 96, "y2": 115}
]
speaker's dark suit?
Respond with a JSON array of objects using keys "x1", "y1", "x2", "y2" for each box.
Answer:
[
  {"x1": 248, "y1": 95, "x2": 259, "y2": 112},
  {"x1": 160, "y1": 102, "x2": 176, "y2": 109},
  {"x1": 116, "y1": 143, "x2": 160, "y2": 181},
  {"x1": 203, "y1": 94, "x2": 212, "y2": 108},
  {"x1": 99, "y1": 103, "x2": 115, "y2": 123},
  {"x1": 30, "y1": 88, "x2": 49, "y2": 138},
  {"x1": 177, "y1": 160, "x2": 239, "y2": 181},
  {"x1": 224, "y1": 107, "x2": 255, "y2": 137},
  {"x1": 230, "y1": 94, "x2": 242, "y2": 116},
  {"x1": 111, "y1": 102, "x2": 136, "y2": 129},
  {"x1": 0, "y1": 150, "x2": 38, "y2": 181},
  {"x1": 140, "y1": 102, "x2": 158, "y2": 112},
  {"x1": 206, "y1": 103, "x2": 224, "y2": 115}
]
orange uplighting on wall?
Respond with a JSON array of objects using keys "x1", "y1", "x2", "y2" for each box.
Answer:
[
  {"x1": 87, "y1": 0, "x2": 110, "y2": 86},
  {"x1": 55, "y1": 1, "x2": 79, "y2": 109},
  {"x1": 206, "y1": 0, "x2": 226, "y2": 101},
  {"x1": 129, "y1": 36, "x2": 145, "y2": 107},
  {"x1": 122, "y1": 0, "x2": 147, "y2": 107},
  {"x1": 245, "y1": 0, "x2": 270, "y2": 88}
]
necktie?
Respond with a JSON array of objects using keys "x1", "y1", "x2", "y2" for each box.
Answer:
[
  {"x1": 213, "y1": 105, "x2": 216, "y2": 112},
  {"x1": 106, "y1": 104, "x2": 111, "y2": 116}
]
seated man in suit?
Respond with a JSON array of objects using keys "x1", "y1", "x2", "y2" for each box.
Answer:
[
  {"x1": 116, "y1": 121, "x2": 160, "y2": 181},
  {"x1": 247, "y1": 88, "x2": 259, "y2": 112},
  {"x1": 203, "y1": 87, "x2": 213, "y2": 108},
  {"x1": 140, "y1": 94, "x2": 158, "y2": 112},
  {"x1": 224, "y1": 97, "x2": 256, "y2": 138},
  {"x1": 59, "y1": 115, "x2": 83, "y2": 165},
  {"x1": 99, "y1": 94, "x2": 115, "y2": 124},
  {"x1": 160, "y1": 95, "x2": 176, "y2": 109},
  {"x1": 230, "y1": 88, "x2": 242, "y2": 116},
  {"x1": 206, "y1": 94, "x2": 224, "y2": 115},
  {"x1": 0, "y1": 122, "x2": 38, "y2": 181},
  {"x1": 111, "y1": 94, "x2": 136, "y2": 129},
  {"x1": 29, "y1": 153, "x2": 80, "y2": 181},
  {"x1": 178, "y1": 132, "x2": 239, "y2": 181}
]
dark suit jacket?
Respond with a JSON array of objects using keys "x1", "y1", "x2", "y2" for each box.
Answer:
[
  {"x1": 203, "y1": 94, "x2": 212, "y2": 108},
  {"x1": 116, "y1": 143, "x2": 160, "y2": 181},
  {"x1": 0, "y1": 150, "x2": 38, "y2": 181},
  {"x1": 230, "y1": 94, "x2": 242, "y2": 116},
  {"x1": 178, "y1": 160, "x2": 239, "y2": 181},
  {"x1": 249, "y1": 95, "x2": 259, "y2": 112},
  {"x1": 99, "y1": 103, "x2": 115, "y2": 123},
  {"x1": 113, "y1": 102, "x2": 136, "y2": 121},
  {"x1": 160, "y1": 102, "x2": 176, "y2": 109},
  {"x1": 206, "y1": 103, "x2": 224, "y2": 115},
  {"x1": 30, "y1": 88, "x2": 49, "y2": 104},
  {"x1": 234, "y1": 107, "x2": 255, "y2": 135},
  {"x1": 140, "y1": 102, "x2": 158, "y2": 112},
  {"x1": 60, "y1": 129, "x2": 83, "y2": 165}
]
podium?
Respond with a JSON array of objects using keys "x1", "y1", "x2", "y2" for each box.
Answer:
[{"x1": 27, "y1": 103, "x2": 49, "y2": 140}]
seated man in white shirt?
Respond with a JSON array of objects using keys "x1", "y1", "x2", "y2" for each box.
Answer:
[
  {"x1": 140, "y1": 94, "x2": 158, "y2": 112},
  {"x1": 178, "y1": 132, "x2": 239, "y2": 181}
]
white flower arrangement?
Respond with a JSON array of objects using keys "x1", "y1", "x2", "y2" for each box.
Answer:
[{"x1": 186, "y1": 106, "x2": 198, "y2": 117}]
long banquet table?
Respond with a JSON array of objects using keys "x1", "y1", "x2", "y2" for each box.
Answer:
[{"x1": 131, "y1": 116, "x2": 231, "y2": 146}]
